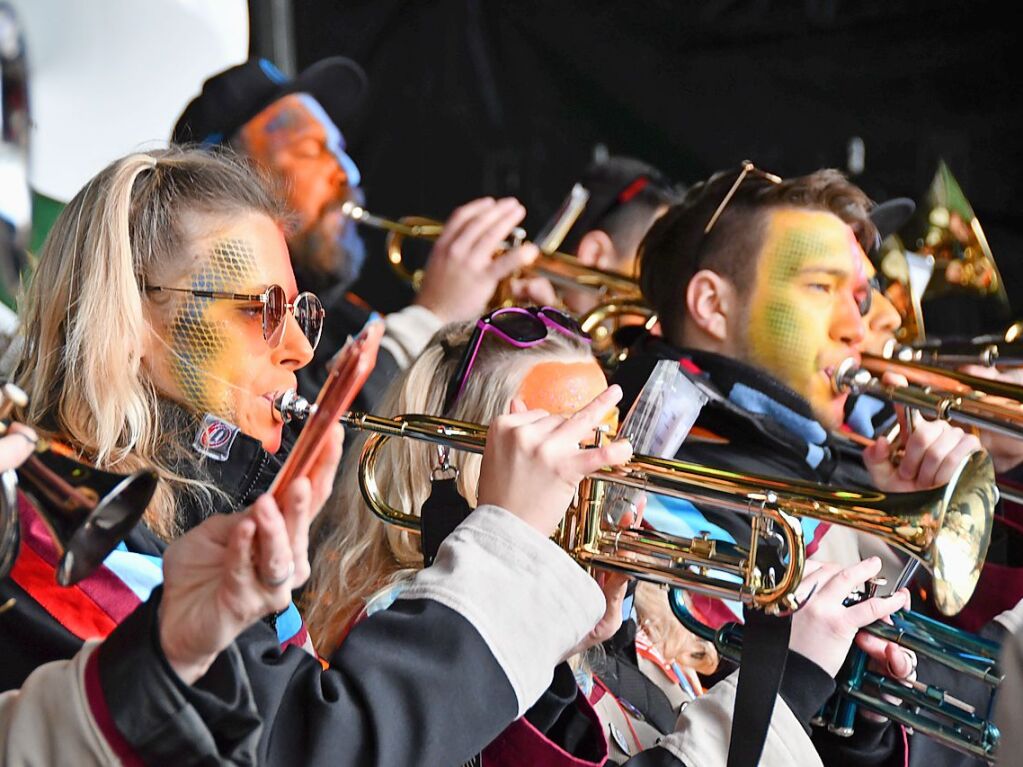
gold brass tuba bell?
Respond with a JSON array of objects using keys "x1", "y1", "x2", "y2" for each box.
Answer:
[{"x1": 877, "y1": 161, "x2": 1010, "y2": 343}]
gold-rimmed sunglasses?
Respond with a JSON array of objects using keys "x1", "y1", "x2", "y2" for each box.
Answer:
[
  {"x1": 144, "y1": 284, "x2": 325, "y2": 351},
  {"x1": 704, "y1": 160, "x2": 783, "y2": 234}
]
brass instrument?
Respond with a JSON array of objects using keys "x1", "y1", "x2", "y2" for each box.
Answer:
[
  {"x1": 579, "y1": 299, "x2": 657, "y2": 358},
  {"x1": 876, "y1": 162, "x2": 1010, "y2": 343},
  {"x1": 883, "y1": 322, "x2": 1023, "y2": 368},
  {"x1": 340, "y1": 201, "x2": 643, "y2": 301},
  {"x1": 0, "y1": 384, "x2": 157, "y2": 586},
  {"x1": 834, "y1": 356, "x2": 1023, "y2": 441},
  {"x1": 272, "y1": 394, "x2": 995, "y2": 616},
  {"x1": 669, "y1": 589, "x2": 1001, "y2": 763}
]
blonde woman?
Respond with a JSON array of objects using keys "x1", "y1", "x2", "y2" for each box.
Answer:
[
  {"x1": 306, "y1": 313, "x2": 912, "y2": 767},
  {"x1": 0, "y1": 146, "x2": 634, "y2": 766}
]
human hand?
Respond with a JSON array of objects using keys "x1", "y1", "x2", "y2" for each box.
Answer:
[
  {"x1": 415, "y1": 197, "x2": 540, "y2": 323},
  {"x1": 159, "y1": 475, "x2": 326, "y2": 684},
  {"x1": 0, "y1": 424, "x2": 37, "y2": 473},
  {"x1": 960, "y1": 365, "x2": 1023, "y2": 472},
  {"x1": 507, "y1": 275, "x2": 560, "y2": 307},
  {"x1": 476, "y1": 385, "x2": 632, "y2": 536},
  {"x1": 789, "y1": 557, "x2": 910, "y2": 677},
  {"x1": 863, "y1": 374, "x2": 983, "y2": 491},
  {"x1": 566, "y1": 571, "x2": 630, "y2": 658}
]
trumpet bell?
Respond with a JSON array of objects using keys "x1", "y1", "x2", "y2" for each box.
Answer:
[
  {"x1": 929, "y1": 449, "x2": 996, "y2": 615},
  {"x1": 18, "y1": 449, "x2": 158, "y2": 586}
]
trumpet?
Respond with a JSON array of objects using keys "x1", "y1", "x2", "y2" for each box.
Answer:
[
  {"x1": 833, "y1": 356, "x2": 1023, "y2": 441},
  {"x1": 272, "y1": 394, "x2": 996, "y2": 616},
  {"x1": 669, "y1": 589, "x2": 1001, "y2": 763},
  {"x1": 0, "y1": 384, "x2": 157, "y2": 586},
  {"x1": 339, "y1": 201, "x2": 643, "y2": 301}
]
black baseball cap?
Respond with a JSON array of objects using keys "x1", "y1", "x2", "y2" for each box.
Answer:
[
  {"x1": 172, "y1": 57, "x2": 367, "y2": 145},
  {"x1": 560, "y1": 156, "x2": 683, "y2": 252},
  {"x1": 869, "y1": 197, "x2": 915, "y2": 246}
]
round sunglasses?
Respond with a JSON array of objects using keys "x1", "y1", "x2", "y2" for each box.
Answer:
[
  {"x1": 443, "y1": 306, "x2": 591, "y2": 414},
  {"x1": 145, "y1": 283, "x2": 325, "y2": 351}
]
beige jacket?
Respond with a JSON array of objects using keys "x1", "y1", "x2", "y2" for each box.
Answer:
[{"x1": 0, "y1": 642, "x2": 119, "y2": 766}]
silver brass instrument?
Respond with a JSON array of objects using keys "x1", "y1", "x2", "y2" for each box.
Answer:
[
  {"x1": 0, "y1": 383, "x2": 157, "y2": 586},
  {"x1": 273, "y1": 393, "x2": 996, "y2": 617},
  {"x1": 340, "y1": 201, "x2": 643, "y2": 302},
  {"x1": 669, "y1": 589, "x2": 1001, "y2": 763}
]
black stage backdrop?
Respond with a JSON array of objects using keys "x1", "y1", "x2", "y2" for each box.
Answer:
[{"x1": 293, "y1": 0, "x2": 1021, "y2": 333}]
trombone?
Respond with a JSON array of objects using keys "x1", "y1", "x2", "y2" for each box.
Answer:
[
  {"x1": 882, "y1": 322, "x2": 1023, "y2": 369},
  {"x1": 0, "y1": 383, "x2": 157, "y2": 587},
  {"x1": 272, "y1": 394, "x2": 996, "y2": 617},
  {"x1": 340, "y1": 201, "x2": 643, "y2": 301},
  {"x1": 275, "y1": 394, "x2": 999, "y2": 759},
  {"x1": 833, "y1": 356, "x2": 1023, "y2": 441}
]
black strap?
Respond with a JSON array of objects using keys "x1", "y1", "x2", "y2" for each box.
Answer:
[
  {"x1": 421, "y1": 477, "x2": 472, "y2": 566},
  {"x1": 726, "y1": 608, "x2": 792, "y2": 767}
]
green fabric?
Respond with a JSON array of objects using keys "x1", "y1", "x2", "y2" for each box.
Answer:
[
  {"x1": 30, "y1": 190, "x2": 65, "y2": 254},
  {"x1": 1, "y1": 191, "x2": 65, "y2": 308}
]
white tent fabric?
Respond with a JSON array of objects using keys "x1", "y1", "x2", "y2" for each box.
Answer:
[{"x1": 9, "y1": 0, "x2": 247, "y2": 201}]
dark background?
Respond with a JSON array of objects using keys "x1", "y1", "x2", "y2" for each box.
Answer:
[{"x1": 282, "y1": 0, "x2": 1020, "y2": 331}]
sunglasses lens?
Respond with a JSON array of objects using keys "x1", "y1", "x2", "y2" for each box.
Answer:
[
  {"x1": 540, "y1": 307, "x2": 588, "y2": 339},
  {"x1": 294, "y1": 293, "x2": 325, "y2": 350},
  {"x1": 264, "y1": 285, "x2": 288, "y2": 346},
  {"x1": 489, "y1": 310, "x2": 547, "y2": 343}
]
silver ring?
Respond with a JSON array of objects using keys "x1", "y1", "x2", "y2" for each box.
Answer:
[{"x1": 262, "y1": 560, "x2": 295, "y2": 587}]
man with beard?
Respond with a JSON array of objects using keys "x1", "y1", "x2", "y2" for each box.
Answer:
[{"x1": 173, "y1": 58, "x2": 540, "y2": 407}]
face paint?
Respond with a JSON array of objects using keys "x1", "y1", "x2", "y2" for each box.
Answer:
[
  {"x1": 742, "y1": 208, "x2": 868, "y2": 429},
  {"x1": 148, "y1": 212, "x2": 314, "y2": 453},
  {"x1": 169, "y1": 238, "x2": 258, "y2": 418},
  {"x1": 517, "y1": 359, "x2": 618, "y2": 430},
  {"x1": 236, "y1": 93, "x2": 366, "y2": 287},
  {"x1": 860, "y1": 253, "x2": 903, "y2": 356}
]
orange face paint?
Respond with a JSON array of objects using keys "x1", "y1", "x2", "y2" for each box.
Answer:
[
  {"x1": 235, "y1": 93, "x2": 360, "y2": 237},
  {"x1": 517, "y1": 359, "x2": 618, "y2": 430}
]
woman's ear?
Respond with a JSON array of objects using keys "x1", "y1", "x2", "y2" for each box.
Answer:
[
  {"x1": 576, "y1": 230, "x2": 618, "y2": 270},
  {"x1": 684, "y1": 269, "x2": 738, "y2": 344}
]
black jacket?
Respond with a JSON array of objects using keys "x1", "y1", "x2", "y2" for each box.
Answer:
[{"x1": 0, "y1": 407, "x2": 608, "y2": 767}]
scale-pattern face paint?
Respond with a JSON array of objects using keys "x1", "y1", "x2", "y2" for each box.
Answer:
[
  {"x1": 168, "y1": 238, "x2": 258, "y2": 418},
  {"x1": 743, "y1": 208, "x2": 867, "y2": 427}
]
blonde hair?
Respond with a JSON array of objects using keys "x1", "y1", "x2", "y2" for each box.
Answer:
[
  {"x1": 304, "y1": 319, "x2": 594, "y2": 653},
  {"x1": 13, "y1": 146, "x2": 282, "y2": 540}
]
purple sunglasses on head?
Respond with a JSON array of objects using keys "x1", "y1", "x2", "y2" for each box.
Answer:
[{"x1": 443, "y1": 306, "x2": 591, "y2": 414}]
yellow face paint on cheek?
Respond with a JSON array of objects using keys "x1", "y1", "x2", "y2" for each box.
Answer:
[
  {"x1": 744, "y1": 210, "x2": 857, "y2": 411},
  {"x1": 517, "y1": 360, "x2": 618, "y2": 429},
  {"x1": 168, "y1": 239, "x2": 258, "y2": 419}
]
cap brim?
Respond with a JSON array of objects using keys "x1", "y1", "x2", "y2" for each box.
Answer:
[
  {"x1": 870, "y1": 197, "x2": 916, "y2": 241},
  {"x1": 289, "y1": 56, "x2": 367, "y2": 128}
]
